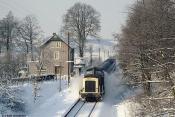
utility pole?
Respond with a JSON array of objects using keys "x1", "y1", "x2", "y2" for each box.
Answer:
[
  {"x1": 99, "y1": 48, "x2": 101, "y2": 61},
  {"x1": 103, "y1": 50, "x2": 106, "y2": 60},
  {"x1": 59, "y1": 63, "x2": 62, "y2": 92},
  {"x1": 68, "y1": 32, "x2": 70, "y2": 87},
  {"x1": 89, "y1": 46, "x2": 93, "y2": 66},
  {"x1": 0, "y1": 45, "x2": 1, "y2": 54}
]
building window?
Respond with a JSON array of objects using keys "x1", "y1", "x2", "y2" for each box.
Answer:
[
  {"x1": 54, "y1": 51, "x2": 60, "y2": 60},
  {"x1": 56, "y1": 41, "x2": 62, "y2": 48}
]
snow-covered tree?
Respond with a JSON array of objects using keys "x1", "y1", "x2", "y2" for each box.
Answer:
[
  {"x1": 0, "y1": 62, "x2": 25, "y2": 113},
  {"x1": 0, "y1": 11, "x2": 19, "y2": 62},
  {"x1": 117, "y1": 0, "x2": 175, "y2": 115},
  {"x1": 18, "y1": 15, "x2": 42, "y2": 61},
  {"x1": 0, "y1": 11, "x2": 26, "y2": 113}
]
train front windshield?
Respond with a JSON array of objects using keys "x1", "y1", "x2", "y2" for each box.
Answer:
[{"x1": 85, "y1": 81, "x2": 96, "y2": 92}]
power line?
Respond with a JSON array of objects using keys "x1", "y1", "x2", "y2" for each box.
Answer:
[
  {"x1": 10, "y1": 0, "x2": 33, "y2": 14},
  {"x1": 0, "y1": 1, "x2": 25, "y2": 16},
  {"x1": 0, "y1": 0, "x2": 32, "y2": 17}
]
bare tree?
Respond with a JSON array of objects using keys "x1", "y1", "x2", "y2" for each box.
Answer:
[
  {"x1": 62, "y1": 2, "x2": 101, "y2": 57},
  {"x1": 18, "y1": 15, "x2": 42, "y2": 61},
  {"x1": 0, "y1": 11, "x2": 18, "y2": 62}
]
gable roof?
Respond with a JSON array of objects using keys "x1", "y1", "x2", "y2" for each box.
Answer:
[{"x1": 41, "y1": 33, "x2": 71, "y2": 48}]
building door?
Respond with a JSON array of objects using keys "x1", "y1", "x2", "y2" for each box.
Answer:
[{"x1": 55, "y1": 66, "x2": 61, "y2": 75}]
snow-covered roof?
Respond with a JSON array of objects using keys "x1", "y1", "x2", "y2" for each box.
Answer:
[{"x1": 41, "y1": 33, "x2": 71, "y2": 48}]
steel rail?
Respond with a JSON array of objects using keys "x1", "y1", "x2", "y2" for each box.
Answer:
[
  {"x1": 73, "y1": 101, "x2": 85, "y2": 117},
  {"x1": 64, "y1": 99, "x2": 81, "y2": 117},
  {"x1": 88, "y1": 102, "x2": 97, "y2": 117}
]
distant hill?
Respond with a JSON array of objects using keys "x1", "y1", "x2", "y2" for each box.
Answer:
[{"x1": 86, "y1": 38, "x2": 116, "y2": 52}]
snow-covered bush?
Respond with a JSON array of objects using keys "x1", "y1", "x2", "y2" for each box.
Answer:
[
  {"x1": 0, "y1": 86, "x2": 25, "y2": 112},
  {"x1": 0, "y1": 62, "x2": 25, "y2": 113}
]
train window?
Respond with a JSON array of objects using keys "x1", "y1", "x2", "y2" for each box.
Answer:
[
  {"x1": 86, "y1": 68, "x2": 94, "y2": 75},
  {"x1": 96, "y1": 71, "x2": 102, "y2": 75},
  {"x1": 86, "y1": 70, "x2": 94, "y2": 75}
]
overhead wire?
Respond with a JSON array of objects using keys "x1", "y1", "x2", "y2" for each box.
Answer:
[{"x1": 0, "y1": 0, "x2": 32, "y2": 17}]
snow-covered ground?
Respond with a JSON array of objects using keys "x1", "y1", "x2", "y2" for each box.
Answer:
[
  {"x1": 89, "y1": 66, "x2": 142, "y2": 117},
  {"x1": 115, "y1": 100, "x2": 142, "y2": 117},
  {"x1": 0, "y1": 76, "x2": 82, "y2": 117},
  {"x1": 88, "y1": 72, "x2": 131, "y2": 116},
  {"x1": 29, "y1": 77, "x2": 81, "y2": 117},
  {"x1": 1, "y1": 65, "x2": 142, "y2": 117}
]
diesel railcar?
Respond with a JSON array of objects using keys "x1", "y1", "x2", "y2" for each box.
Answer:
[
  {"x1": 79, "y1": 67, "x2": 105, "y2": 101},
  {"x1": 79, "y1": 58, "x2": 116, "y2": 101}
]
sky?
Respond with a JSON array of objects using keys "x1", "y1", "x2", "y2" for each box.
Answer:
[{"x1": 0, "y1": 0, "x2": 134, "y2": 39}]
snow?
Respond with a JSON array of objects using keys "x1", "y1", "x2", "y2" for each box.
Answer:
[
  {"x1": 0, "y1": 104, "x2": 12, "y2": 114},
  {"x1": 90, "y1": 66, "x2": 143, "y2": 117},
  {"x1": 76, "y1": 102, "x2": 95, "y2": 117},
  {"x1": 89, "y1": 71, "x2": 126, "y2": 117},
  {"x1": 30, "y1": 88, "x2": 77, "y2": 117},
  {"x1": 115, "y1": 100, "x2": 142, "y2": 117},
  {"x1": 1, "y1": 75, "x2": 82, "y2": 117},
  {"x1": 64, "y1": 100, "x2": 84, "y2": 117},
  {"x1": 0, "y1": 63, "x2": 143, "y2": 117},
  {"x1": 26, "y1": 66, "x2": 137, "y2": 117},
  {"x1": 36, "y1": 66, "x2": 140, "y2": 117},
  {"x1": 108, "y1": 69, "x2": 143, "y2": 117},
  {"x1": 28, "y1": 77, "x2": 81, "y2": 117}
]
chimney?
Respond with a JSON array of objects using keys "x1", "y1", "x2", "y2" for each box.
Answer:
[{"x1": 53, "y1": 33, "x2": 56, "y2": 36}]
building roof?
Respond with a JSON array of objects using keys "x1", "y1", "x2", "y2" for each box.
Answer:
[{"x1": 41, "y1": 33, "x2": 71, "y2": 48}]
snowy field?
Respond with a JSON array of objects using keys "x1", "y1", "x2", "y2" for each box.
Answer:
[
  {"x1": 28, "y1": 79, "x2": 80, "y2": 117},
  {"x1": 0, "y1": 76, "x2": 82, "y2": 117},
  {"x1": 1, "y1": 66, "x2": 142, "y2": 117}
]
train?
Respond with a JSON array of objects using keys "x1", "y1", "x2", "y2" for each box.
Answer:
[{"x1": 79, "y1": 58, "x2": 116, "y2": 101}]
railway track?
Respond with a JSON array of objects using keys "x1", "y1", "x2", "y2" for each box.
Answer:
[{"x1": 64, "y1": 99, "x2": 97, "y2": 117}]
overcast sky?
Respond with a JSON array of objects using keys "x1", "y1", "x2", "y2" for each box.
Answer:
[{"x1": 0, "y1": 0, "x2": 134, "y2": 39}]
